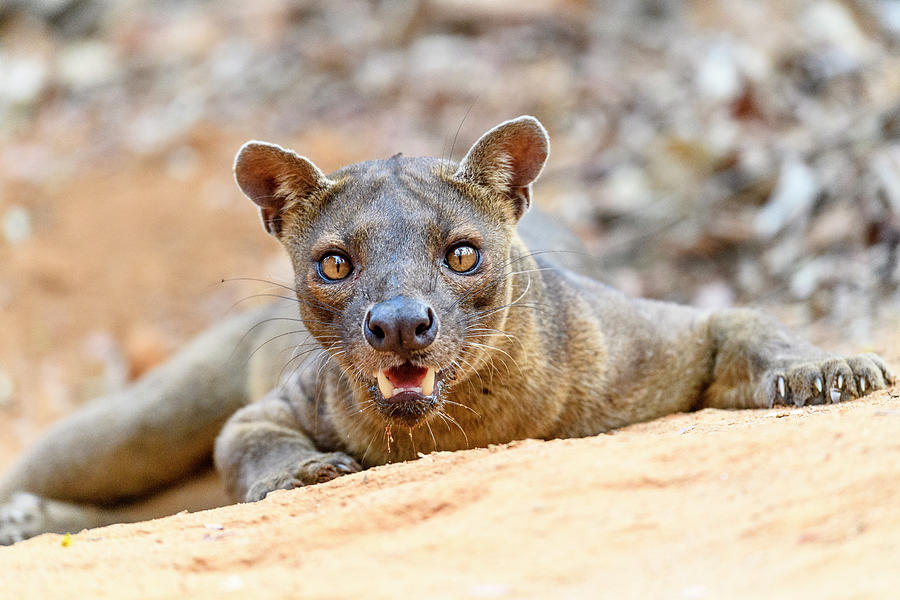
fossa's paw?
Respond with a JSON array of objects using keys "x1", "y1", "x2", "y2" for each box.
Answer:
[
  {"x1": 756, "y1": 353, "x2": 895, "y2": 408},
  {"x1": 245, "y1": 452, "x2": 362, "y2": 502},
  {"x1": 0, "y1": 492, "x2": 48, "y2": 545}
]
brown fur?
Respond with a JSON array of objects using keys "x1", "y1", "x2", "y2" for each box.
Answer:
[{"x1": 0, "y1": 116, "x2": 893, "y2": 542}]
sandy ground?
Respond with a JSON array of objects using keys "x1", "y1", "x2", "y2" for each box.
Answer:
[
  {"x1": 1, "y1": 143, "x2": 899, "y2": 599},
  {"x1": 1, "y1": 384, "x2": 899, "y2": 599}
]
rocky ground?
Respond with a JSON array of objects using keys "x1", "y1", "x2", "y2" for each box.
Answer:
[{"x1": 1, "y1": 1, "x2": 899, "y2": 597}]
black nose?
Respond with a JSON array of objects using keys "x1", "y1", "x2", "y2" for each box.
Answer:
[{"x1": 364, "y1": 296, "x2": 438, "y2": 354}]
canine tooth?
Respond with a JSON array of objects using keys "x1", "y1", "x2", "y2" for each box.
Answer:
[
  {"x1": 377, "y1": 371, "x2": 395, "y2": 399},
  {"x1": 421, "y1": 367, "x2": 436, "y2": 396}
]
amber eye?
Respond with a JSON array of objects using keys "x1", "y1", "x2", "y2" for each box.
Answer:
[
  {"x1": 318, "y1": 253, "x2": 353, "y2": 281},
  {"x1": 445, "y1": 243, "x2": 480, "y2": 273}
]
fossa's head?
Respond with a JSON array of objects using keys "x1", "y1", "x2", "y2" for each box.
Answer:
[{"x1": 234, "y1": 116, "x2": 549, "y2": 427}]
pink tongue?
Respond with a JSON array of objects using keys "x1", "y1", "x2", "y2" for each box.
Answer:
[{"x1": 386, "y1": 363, "x2": 427, "y2": 388}]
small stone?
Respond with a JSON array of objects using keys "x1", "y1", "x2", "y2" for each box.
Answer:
[
  {"x1": 56, "y1": 41, "x2": 120, "y2": 90},
  {"x1": 790, "y1": 259, "x2": 827, "y2": 300},
  {"x1": 695, "y1": 43, "x2": 743, "y2": 104},
  {"x1": 692, "y1": 281, "x2": 735, "y2": 310},
  {"x1": 754, "y1": 158, "x2": 819, "y2": 239},
  {"x1": 801, "y1": 1, "x2": 873, "y2": 60},
  {"x1": 0, "y1": 54, "x2": 48, "y2": 106},
  {"x1": 355, "y1": 51, "x2": 403, "y2": 96},
  {"x1": 600, "y1": 165, "x2": 654, "y2": 215},
  {"x1": 2, "y1": 206, "x2": 32, "y2": 245}
]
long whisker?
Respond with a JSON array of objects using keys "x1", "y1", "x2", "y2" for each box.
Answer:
[
  {"x1": 425, "y1": 420, "x2": 437, "y2": 451},
  {"x1": 442, "y1": 399, "x2": 481, "y2": 419},
  {"x1": 437, "y1": 409, "x2": 468, "y2": 447},
  {"x1": 219, "y1": 277, "x2": 298, "y2": 293}
]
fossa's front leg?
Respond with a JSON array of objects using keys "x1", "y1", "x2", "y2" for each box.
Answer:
[
  {"x1": 214, "y1": 387, "x2": 361, "y2": 503},
  {"x1": 703, "y1": 309, "x2": 894, "y2": 409}
]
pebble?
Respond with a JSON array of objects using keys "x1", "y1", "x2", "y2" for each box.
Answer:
[
  {"x1": 56, "y1": 41, "x2": 120, "y2": 90},
  {"x1": 2, "y1": 205, "x2": 32, "y2": 245},
  {"x1": 695, "y1": 43, "x2": 743, "y2": 104},
  {"x1": 0, "y1": 54, "x2": 47, "y2": 106},
  {"x1": 693, "y1": 281, "x2": 736, "y2": 310},
  {"x1": 801, "y1": 1, "x2": 873, "y2": 60},
  {"x1": 600, "y1": 165, "x2": 654, "y2": 215},
  {"x1": 754, "y1": 159, "x2": 820, "y2": 240}
]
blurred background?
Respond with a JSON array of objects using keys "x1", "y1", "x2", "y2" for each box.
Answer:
[{"x1": 0, "y1": 0, "x2": 899, "y2": 458}]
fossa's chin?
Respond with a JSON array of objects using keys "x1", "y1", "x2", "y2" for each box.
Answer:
[{"x1": 375, "y1": 389, "x2": 437, "y2": 427}]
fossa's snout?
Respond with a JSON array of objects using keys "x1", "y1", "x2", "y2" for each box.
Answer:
[{"x1": 364, "y1": 295, "x2": 438, "y2": 355}]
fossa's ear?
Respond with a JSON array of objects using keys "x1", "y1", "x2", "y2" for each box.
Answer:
[
  {"x1": 453, "y1": 115, "x2": 550, "y2": 220},
  {"x1": 233, "y1": 141, "x2": 331, "y2": 236}
]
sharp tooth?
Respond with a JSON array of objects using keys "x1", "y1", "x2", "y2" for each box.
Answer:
[
  {"x1": 421, "y1": 367, "x2": 436, "y2": 396},
  {"x1": 377, "y1": 371, "x2": 395, "y2": 398}
]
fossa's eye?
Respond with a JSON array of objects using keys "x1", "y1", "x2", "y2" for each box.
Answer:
[
  {"x1": 318, "y1": 252, "x2": 353, "y2": 281},
  {"x1": 445, "y1": 243, "x2": 480, "y2": 274}
]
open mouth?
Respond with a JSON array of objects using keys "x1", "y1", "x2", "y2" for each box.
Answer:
[
  {"x1": 376, "y1": 363, "x2": 436, "y2": 399},
  {"x1": 373, "y1": 362, "x2": 439, "y2": 426}
]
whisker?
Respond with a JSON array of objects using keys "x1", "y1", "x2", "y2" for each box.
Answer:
[
  {"x1": 219, "y1": 277, "x2": 298, "y2": 293},
  {"x1": 425, "y1": 419, "x2": 437, "y2": 451},
  {"x1": 438, "y1": 409, "x2": 468, "y2": 448},
  {"x1": 442, "y1": 399, "x2": 481, "y2": 419}
]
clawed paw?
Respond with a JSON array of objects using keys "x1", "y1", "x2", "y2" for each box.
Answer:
[
  {"x1": 245, "y1": 452, "x2": 362, "y2": 502},
  {"x1": 763, "y1": 353, "x2": 895, "y2": 408}
]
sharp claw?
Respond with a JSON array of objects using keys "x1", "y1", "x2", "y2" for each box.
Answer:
[
  {"x1": 836, "y1": 374, "x2": 844, "y2": 389},
  {"x1": 830, "y1": 388, "x2": 842, "y2": 403},
  {"x1": 859, "y1": 375, "x2": 867, "y2": 393},
  {"x1": 815, "y1": 376, "x2": 823, "y2": 394},
  {"x1": 777, "y1": 376, "x2": 786, "y2": 399}
]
